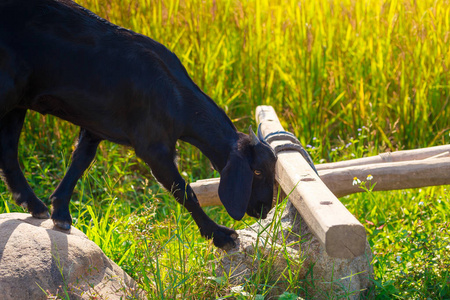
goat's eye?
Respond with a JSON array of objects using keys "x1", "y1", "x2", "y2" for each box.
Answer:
[{"x1": 254, "y1": 170, "x2": 262, "y2": 176}]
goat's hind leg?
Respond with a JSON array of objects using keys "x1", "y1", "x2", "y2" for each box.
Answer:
[
  {"x1": 51, "y1": 128, "x2": 101, "y2": 230},
  {"x1": 137, "y1": 144, "x2": 238, "y2": 250},
  {"x1": 0, "y1": 109, "x2": 50, "y2": 218}
]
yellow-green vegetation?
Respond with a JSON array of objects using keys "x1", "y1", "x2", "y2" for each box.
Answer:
[{"x1": 1, "y1": 0, "x2": 449, "y2": 298}]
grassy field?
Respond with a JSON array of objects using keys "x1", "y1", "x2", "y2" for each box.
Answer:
[{"x1": 1, "y1": 0, "x2": 449, "y2": 298}]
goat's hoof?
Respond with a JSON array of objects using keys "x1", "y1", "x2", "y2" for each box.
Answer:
[
  {"x1": 212, "y1": 225, "x2": 238, "y2": 251},
  {"x1": 51, "y1": 205, "x2": 72, "y2": 230},
  {"x1": 32, "y1": 210, "x2": 51, "y2": 219},
  {"x1": 52, "y1": 219, "x2": 72, "y2": 230},
  {"x1": 21, "y1": 199, "x2": 50, "y2": 219}
]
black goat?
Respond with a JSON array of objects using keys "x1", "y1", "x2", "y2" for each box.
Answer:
[{"x1": 0, "y1": 0, "x2": 277, "y2": 249}]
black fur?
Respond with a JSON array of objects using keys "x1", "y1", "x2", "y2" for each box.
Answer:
[{"x1": 0, "y1": 0, "x2": 277, "y2": 249}]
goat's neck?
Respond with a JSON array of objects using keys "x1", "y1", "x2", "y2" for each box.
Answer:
[
  {"x1": 178, "y1": 86, "x2": 242, "y2": 173},
  {"x1": 181, "y1": 117, "x2": 240, "y2": 173},
  {"x1": 183, "y1": 130, "x2": 239, "y2": 173}
]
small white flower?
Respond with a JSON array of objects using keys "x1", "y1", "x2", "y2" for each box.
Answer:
[
  {"x1": 231, "y1": 286, "x2": 250, "y2": 296},
  {"x1": 396, "y1": 256, "x2": 402, "y2": 263},
  {"x1": 352, "y1": 177, "x2": 361, "y2": 186},
  {"x1": 231, "y1": 286, "x2": 244, "y2": 293},
  {"x1": 367, "y1": 174, "x2": 373, "y2": 181}
]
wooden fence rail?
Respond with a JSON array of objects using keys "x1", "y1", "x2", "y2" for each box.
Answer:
[{"x1": 191, "y1": 106, "x2": 450, "y2": 258}]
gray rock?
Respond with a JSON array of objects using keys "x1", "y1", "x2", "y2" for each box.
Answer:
[
  {"x1": 217, "y1": 201, "x2": 373, "y2": 299},
  {"x1": 0, "y1": 213, "x2": 141, "y2": 300}
]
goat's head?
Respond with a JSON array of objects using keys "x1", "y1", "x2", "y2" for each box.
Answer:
[{"x1": 218, "y1": 125, "x2": 277, "y2": 220}]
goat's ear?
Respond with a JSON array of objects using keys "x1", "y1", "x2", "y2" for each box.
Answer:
[{"x1": 218, "y1": 152, "x2": 253, "y2": 221}]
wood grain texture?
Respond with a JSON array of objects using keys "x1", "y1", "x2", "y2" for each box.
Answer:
[
  {"x1": 254, "y1": 105, "x2": 366, "y2": 258},
  {"x1": 191, "y1": 106, "x2": 450, "y2": 258}
]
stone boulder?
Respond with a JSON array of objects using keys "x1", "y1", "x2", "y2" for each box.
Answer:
[
  {"x1": 217, "y1": 201, "x2": 373, "y2": 299},
  {"x1": 0, "y1": 213, "x2": 140, "y2": 300}
]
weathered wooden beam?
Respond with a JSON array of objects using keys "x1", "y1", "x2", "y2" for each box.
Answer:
[
  {"x1": 191, "y1": 178, "x2": 221, "y2": 207},
  {"x1": 255, "y1": 105, "x2": 366, "y2": 258},
  {"x1": 319, "y1": 157, "x2": 450, "y2": 197},
  {"x1": 317, "y1": 145, "x2": 450, "y2": 170},
  {"x1": 191, "y1": 155, "x2": 450, "y2": 204},
  {"x1": 191, "y1": 179, "x2": 220, "y2": 207}
]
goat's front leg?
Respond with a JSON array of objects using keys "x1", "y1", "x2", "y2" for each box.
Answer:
[
  {"x1": 0, "y1": 109, "x2": 49, "y2": 218},
  {"x1": 51, "y1": 128, "x2": 101, "y2": 229},
  {"x1": 138, "y1": 144, "x2": 238, "y2": 250}
]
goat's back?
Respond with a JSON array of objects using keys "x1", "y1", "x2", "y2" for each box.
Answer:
[{"x1": 0, "y1": 0, "x2": 200, "y2": 145}]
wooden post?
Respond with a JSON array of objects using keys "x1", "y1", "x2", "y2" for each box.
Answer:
[{"x1": 255, "y1": 105, "x2": 366, "y2": 258}]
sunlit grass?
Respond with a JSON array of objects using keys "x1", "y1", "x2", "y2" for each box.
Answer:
[
  {"x1": 0, "y1": 0, "x2": 449, "y2": 298},
  {"x1": 76, "y1": 0, "x2": 450, "y2": 156}
]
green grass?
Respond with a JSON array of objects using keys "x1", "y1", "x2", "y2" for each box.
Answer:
[
  {"x1": 1, "y1": 0, "x2": 450, "y2": 298},
  {"x1": 80, "y1": 0, "x2": 450, "y2": 153}
]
